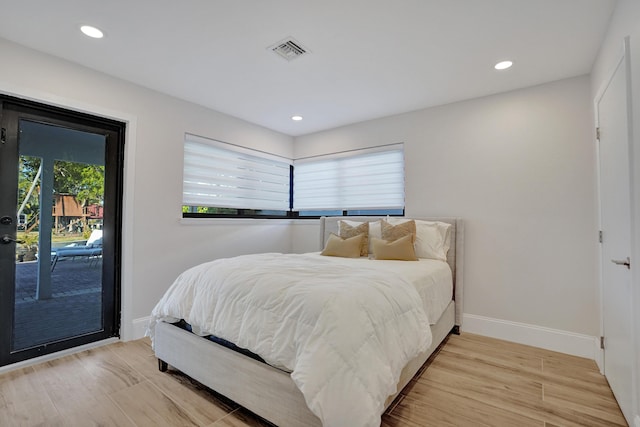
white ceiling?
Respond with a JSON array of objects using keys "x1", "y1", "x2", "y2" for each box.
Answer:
[{"x1": 0, "y1": 0, "x2": 617, "y2": 136}]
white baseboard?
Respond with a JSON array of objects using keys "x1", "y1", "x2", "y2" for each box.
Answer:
[
  {"x1": 131, "y1": 316, "x2": 151, "y2": 340},
  {"x1": 462, "y1": 313, "x2": 599, "y2": 360}
]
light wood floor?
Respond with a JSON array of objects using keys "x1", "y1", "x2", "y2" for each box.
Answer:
[{"x1": 0, "y1": 333, "x2": 627, "y2": 426}]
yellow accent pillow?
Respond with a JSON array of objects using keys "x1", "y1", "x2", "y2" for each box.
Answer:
[
  {"x1": 321, "y1": 233, "x2": 364, "y2": 258},
  {"x1": 371, "y1": 235, "x2": 419, "y2": 261},
  {"x1": 339, "y1": 220, "x2": 369, "y2": 256},
  {"x1": 381, "y1": 219, "x2": 416, "y2": 243}
]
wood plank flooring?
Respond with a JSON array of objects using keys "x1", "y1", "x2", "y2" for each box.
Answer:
[{"x1": 0, "y1": 333, "x2": 627, "y2": 426}]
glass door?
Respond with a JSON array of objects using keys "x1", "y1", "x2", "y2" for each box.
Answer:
[{"x1": 0, "y1": 97, "x2": 124, "y2": 366}]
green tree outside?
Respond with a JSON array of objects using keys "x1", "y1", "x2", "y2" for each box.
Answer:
[{"x1": 18, "y1": 156, "x2": 104, "y2": 233}]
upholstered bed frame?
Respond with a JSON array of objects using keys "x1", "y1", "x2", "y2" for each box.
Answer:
[{"x1": 154, "y1": 217, "x2": 464, "y2": 427}]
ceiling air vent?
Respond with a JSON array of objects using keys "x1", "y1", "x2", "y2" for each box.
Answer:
[{"x1": 269, "y1": 38, "x2": 309, "y2": 61}]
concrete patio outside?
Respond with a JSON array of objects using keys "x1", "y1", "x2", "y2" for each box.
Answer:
[{"x1": 13, "y1": 257, "x2": 102, "y2": 350}]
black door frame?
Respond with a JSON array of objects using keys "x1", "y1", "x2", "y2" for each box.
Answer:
[{"x1": 0, "y1": 95, "x2": 125, "y2": 366}]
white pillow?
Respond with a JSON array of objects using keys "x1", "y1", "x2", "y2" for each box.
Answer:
[
  {"x1": 385, "y1": 217, "x2": 451, "y2": 261},
  {"x1": 339, "y1": 219, "x2": 382, "y2": 254}
]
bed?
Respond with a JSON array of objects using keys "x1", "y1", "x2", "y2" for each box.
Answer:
[{"x1": 148, "y1": 216, "x2": 464, "y2": 427}]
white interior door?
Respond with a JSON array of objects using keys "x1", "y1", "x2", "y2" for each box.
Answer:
[{"x1": 596, "y1": 40, "x2": 634, "y2": 425}]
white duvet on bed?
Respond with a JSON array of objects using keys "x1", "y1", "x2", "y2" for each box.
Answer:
[
  {"x1": 313, "y1": 254, "x2": 453, "y2": 324},
  {"x1": 147, "y1": 252, "x2": 434, "y2": 427}
]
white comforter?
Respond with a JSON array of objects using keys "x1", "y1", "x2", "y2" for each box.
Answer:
[{"x1": 148, "y1": 253, "x2": 432, "y2": 427}]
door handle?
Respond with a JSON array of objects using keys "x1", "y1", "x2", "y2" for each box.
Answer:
[
  {"x1": 611, "y1": 257, "x2": 631, "y2": 269},
  {"x1": 0, "y1": 235, "x2": 23, "y2": 244}
]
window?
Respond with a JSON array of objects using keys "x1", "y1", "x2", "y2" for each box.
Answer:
[
  {"x1": 293, "y1": 144, "x2": 404, "y2": 216},
  {"x1": 182, "y1": 135, "x2": 404, "y2": 219},
  {"x1": 182, "y1": 134, "x2": 291, "y2": 217}
]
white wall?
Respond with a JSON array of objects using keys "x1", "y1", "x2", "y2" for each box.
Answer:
[
  {"x1": 0, "y1": 38, "x2": 295, "y2": 340},
  {"x1": 294, "y1": 76, "x2": 600, "y2": 352},
  {"x1": 590, "y1": 1, "x2": 640, "y2": 425}
]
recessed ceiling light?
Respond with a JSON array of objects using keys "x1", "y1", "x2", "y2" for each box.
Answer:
[
  {"x1": 80, "y1": 25, "x2": 104, "y2": 39},
  {"x1": 291, "y1": 115, "x2": 303, "y2": 121},
  {"x1": 494, "y1": 60, "x2": 513, "y2": 70}
]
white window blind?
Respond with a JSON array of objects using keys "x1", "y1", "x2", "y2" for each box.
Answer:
[
  {"x1": 183, "y1": 134, "x2": 291, "y2": 211},
  {"x1": 293, "y1": 145, "x2": 404, "y2": 211}
]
